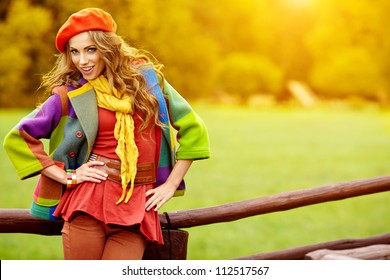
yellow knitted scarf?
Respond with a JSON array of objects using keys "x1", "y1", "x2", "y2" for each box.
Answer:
[{"x1": 88, "y1": 75, "x2": 138, "y2": 204}]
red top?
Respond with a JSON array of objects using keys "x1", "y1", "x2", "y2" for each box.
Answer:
[{"x1": 54, "y1": 108, "x2": 163, "y2": 244}]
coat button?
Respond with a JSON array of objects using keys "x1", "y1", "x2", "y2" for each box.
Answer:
[
  {"x1": 69, "y1": 152, "x2": 76, "y2": 157},
  {"x1": 75, "y1": 131, "x2": 83, "y2": 138}
]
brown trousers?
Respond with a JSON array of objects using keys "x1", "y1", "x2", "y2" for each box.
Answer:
[{"x1": 61, "y1": 212, "x2": 146, "y2": 260}]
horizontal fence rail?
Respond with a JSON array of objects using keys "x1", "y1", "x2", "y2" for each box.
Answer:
[
  {"x1": 1, "y1": 174, "x2": 390, "y2": 235},
  {"x1": 159, "y1": 174, "x2": 390, "y2": 228},
  {"x1": 0, "y1": 209, "x2": 62, "y2": 235},
  {"x1": 233, "y1": 233, "x2": 390, "y2": 260},
  {"x1": 305, "y1": 244, "x2": 390, "y2": 260}
]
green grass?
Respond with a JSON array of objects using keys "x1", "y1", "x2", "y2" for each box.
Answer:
[{"x1": 1, "y1": 105, "x2": 390, "y2": 259}]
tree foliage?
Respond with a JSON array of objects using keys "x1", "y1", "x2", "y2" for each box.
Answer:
[
  {"x1": 217, "y1": 53, "x2": 282, "y2": 103},
  {"x1": 0, "y1": 0, "x2": 52, "y2": 106},
  {"x1": 307, "y1": 0, "x2": 390, "y2": 99},
  {"x1": 0, "y1": 0, "x2": 389, "y2": 107}
]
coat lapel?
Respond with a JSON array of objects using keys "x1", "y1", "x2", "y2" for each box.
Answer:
[{"x1": 68, "y1": 83, "x2": 98, "y2": 154}]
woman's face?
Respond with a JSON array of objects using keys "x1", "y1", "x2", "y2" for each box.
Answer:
[{"x1": 68, "y1": 32, "x2": 106, "y2": 80}]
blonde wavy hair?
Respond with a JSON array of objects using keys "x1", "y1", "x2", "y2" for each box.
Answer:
[{"x1": 40, "y1": 30, "x2": 163, "y2": 131}]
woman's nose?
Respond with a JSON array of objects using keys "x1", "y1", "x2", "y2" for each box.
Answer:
[{"x1": 79, "y1": 53, "x2": 88, "y2": 64}]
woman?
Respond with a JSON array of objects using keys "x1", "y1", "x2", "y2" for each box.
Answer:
[{"x1": 3, "y1": 8, "x2": 210, "y2": 260}]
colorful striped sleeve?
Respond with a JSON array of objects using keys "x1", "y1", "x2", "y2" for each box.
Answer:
[
  {"x1": 3, "y1": 93, "x2": 64, "y2": 179},
  {"x1": 163, "y1": 80, "x2": 211, "y2": 160}
]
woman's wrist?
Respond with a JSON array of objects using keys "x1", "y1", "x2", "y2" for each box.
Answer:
[{"x1": 66, "y1": 169, "x2": 77, "y2": 189}]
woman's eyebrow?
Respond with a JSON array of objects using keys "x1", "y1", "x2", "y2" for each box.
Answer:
[
  {"x1": 69, "y1": 45, "x2": 96, "y2": 50},
  {"x1": 83, "y1": 45, "x2": 96, "y2": 49}
]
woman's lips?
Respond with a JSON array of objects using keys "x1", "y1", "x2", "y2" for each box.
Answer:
[{"x1": 81, "y1": 66, "x2": 94, "y2": 73}]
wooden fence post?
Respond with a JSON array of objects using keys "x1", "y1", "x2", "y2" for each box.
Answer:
[{"x1": 143, "y1": 229, "x2": 189, "y2": 260}]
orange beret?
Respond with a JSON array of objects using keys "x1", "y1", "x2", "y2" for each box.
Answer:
[{"x1": 56, "y1": 8, "x2": 117, "y2": 53}]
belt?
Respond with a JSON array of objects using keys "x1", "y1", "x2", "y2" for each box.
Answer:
[{"x1": 88, "y1": 153, "x2": 156, "y2": 186}]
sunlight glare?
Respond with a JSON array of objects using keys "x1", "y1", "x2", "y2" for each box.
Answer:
[{"x1": 287, "y1": 0, "x2": 311, "y2": 7}]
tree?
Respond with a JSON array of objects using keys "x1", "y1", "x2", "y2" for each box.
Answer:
[
  {"x1": 310, "y1": 47, "x2": 385, "y2": 98},
  {"x1": 0, "y1": 0, "x2": 52, "y2": 107},
  {"x1": 216, "y1": 53, "x2": 283, "y2": 104},
  {"x1": 306, "y1": 0, "x2": 390, "y2": 99},
  {"x1": 115, "y1": 0, "x2": 219, "y2": 99}
]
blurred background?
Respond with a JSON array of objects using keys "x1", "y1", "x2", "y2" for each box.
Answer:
[
  {"x1": 1, "y1": 0, "x2": 390, "y2": 260},
  {"x1": 1, "y1": 0, "x2": 390, "y2": 108}
]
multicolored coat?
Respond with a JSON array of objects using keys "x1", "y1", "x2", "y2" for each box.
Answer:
[{"x1": 3, "y1": 63, "x2": 210, "y2": 220}]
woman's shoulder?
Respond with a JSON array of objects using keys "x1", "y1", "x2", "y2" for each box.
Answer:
[
  {"x1": 51, "y1": 78, "x2": 86, "y2": 96},
  {"x1": 52, "y1": 85, "x2": 68, "y2": 96}
]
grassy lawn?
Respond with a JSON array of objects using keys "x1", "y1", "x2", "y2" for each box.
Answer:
[{"x1": 1, "y1": 104, "x2": 390, "y2": 259}]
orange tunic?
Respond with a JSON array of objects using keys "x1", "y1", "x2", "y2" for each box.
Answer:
[{"x1": 54, "y1": 108, "x2": 163, "y2": 244}]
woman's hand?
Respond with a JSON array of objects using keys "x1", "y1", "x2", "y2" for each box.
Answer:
[
  {"x1": 75, "y1": 161, "x2": 108, "y2": 184},
  {"x1": 41, "y1": 161, "x2": 107, "y2": 185},
  {"x1": 145, "y1": 159, "x2": 193, "y2": 211},
  {"x1": 145, "y1": 181, "x2": 176, "y2": 212}
]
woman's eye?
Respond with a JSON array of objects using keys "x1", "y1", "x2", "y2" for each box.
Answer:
[
  {"x1": 88, "y1": 48, "x2": 97, "y2": 53},
  {"x1": 70, "y1": 49, "x2": 78, "y2": 54}
]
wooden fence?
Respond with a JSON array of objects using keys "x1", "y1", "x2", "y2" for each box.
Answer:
[{"x1": 1, "y1": 174, "x2": 390, "y2": 260}]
